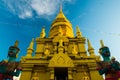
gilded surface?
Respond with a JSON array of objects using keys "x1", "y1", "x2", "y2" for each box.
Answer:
[{"x1": 20, "y1": 6, "x2": 103, "y2": 80}]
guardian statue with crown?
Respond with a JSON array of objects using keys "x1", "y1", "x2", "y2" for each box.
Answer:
[
  {"x1": 0, "y1": 41, "x2": 22, "y2": 80},
  {"x1": 97, "y1": 40, "x2": 120, "y2": 80}
]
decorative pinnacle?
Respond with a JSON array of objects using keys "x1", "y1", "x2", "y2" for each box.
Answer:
[
  {"x1": 14, "y1": 40, "x2": 19, "y2": 47},
  {"x1": 32, "y1": 38, "x2": 34, "y2": 42},
  {"x1": 60, "y1": 3, "x2": 63, "y2": 13},
  {"x1": 100, "y1": 40, "x2": 104, "y2": 47},
  {"x1": 76, "y1": 26, "x2": 82, "y2": 37},
  {"x1": 28, "y1": 38, "x2": 34, "y2": 49},
  {"x1": 87, "y1": 39, "x2": 94, "y2": 50},
  {"x1": 42, "y1": 26, "x2": 45, "y2": 32},
  {"x1": 40, "y1": 26, "x2": 46, "y2": 38},
  {"x1": 76, "y1": 26, "x2": 80, "y2": 32}
]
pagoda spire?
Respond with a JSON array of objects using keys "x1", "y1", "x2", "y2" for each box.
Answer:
[
  {"x1": 60, "y1": 3, "x2": 63, "y2": 13},
  {"x1": 87, "y1": 39, "x2": 95, "y2": 56},
  {"x1": 49, "y1": 4, "x2": 74, "y2": 38},
  {"x1": 76, "y1": 26, "x2": 82, "y2": 38},
  {"x1": 40, "y1": 27, "x2": 46, "y2": 38},
  {"x1": 28, "y1": 38, "x2": 34, "y2": 49},
  {"x1": 55, "y1": 4, "x2": 66, "y2": 19},
  {"x1": 87, "y1": 39, "x2": 94, "y2": 50},
  {"x1": 26, "y1": 38, "x2": 34, "y2": 57}
]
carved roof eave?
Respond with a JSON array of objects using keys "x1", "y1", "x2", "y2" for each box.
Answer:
[{"x1": 48, "y1": 53, "x2": 74, "y2": 67}]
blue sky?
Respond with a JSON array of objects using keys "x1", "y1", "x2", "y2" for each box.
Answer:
[{"x1": 0, "y1": 0, "x2": 120, "y2": 62}]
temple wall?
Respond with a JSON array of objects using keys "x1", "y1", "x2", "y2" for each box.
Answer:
[
  {"x1": 89, "y1": 70, "x2": 103, "y2": 80},
  {"x1": 20, "y1": 71, "x2": 32, "y2": 80}
]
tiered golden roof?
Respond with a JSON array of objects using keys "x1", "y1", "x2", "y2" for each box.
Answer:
[{"x1": 49, "y1": 6, "x2": 74, "y2": 38}]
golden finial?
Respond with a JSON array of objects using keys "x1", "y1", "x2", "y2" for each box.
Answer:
[
  {"x1": 60, "y1": 3, "x2": 63, "y2": 13},
  {"x1": 87, "y1": 39, "x2": 94, "y2": 50},
  {"x1": 76, "y1": 26, "x2": 82, "y2": 37},
  {"x1": 76, "y1": 26, "x2": 80, "y2": 32},
  {"x1": 14, "y1": 40, "x2": 19, "y2": 47},
  {"x1": 28, "y1": 38, "x2": 34, "y2": 49},
  {"x1": 100, "y1": 40, "x2": 104, "y2": 47},
  {"x1": 26, "y1": 38, "x2": 34, "y2": 57},
  {"x1": 87, "y1": 39, "x2": 95, "y2": 56},
  {"x1": 40, "y1": 26, "x2": 46, "y2": 38}
]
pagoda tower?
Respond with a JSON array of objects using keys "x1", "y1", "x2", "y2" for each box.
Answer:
[{"x1": 20, "y1": 6, "x2": 103, "y2": 80}]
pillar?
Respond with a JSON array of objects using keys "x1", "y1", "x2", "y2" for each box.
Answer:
[
  {"x1": 68, "y1": 68, "x2": 73, "y2": 80},
  {"x1": 50, "y1": 68, "x2": 54, "y2": 80}
]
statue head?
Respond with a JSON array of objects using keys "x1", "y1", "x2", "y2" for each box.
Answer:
[
  {"x1": 99, "y1": 47, "x2": 110, "y2": 57},
  {"x1": 8, "y1": 40, "x2": 20, "y2": 58},
  {"x1": 99, "y1": 40, "x2": 110, "y2": 58}
]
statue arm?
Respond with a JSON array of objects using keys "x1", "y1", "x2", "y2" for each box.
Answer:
[
  {"x1": 8, "y1": 62, "x2": 22, "y2": 77},
  {"x1": 0, "y1": 61, "x2": 7, "y2": 74},
  {"x1": 9, "y1": 67, "x2": 22, "y2": 77},
  {"x1": 111, "y1": 61, "x2": 120, "y2": 70},
  {"x1": 98, "y1": 68, "x2": 109, "y2": 75},
  {"x1": 97, "y1": 62, "x2": 111, "y2": 75}
]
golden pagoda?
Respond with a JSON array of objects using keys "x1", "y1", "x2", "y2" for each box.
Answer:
[{"x1": 20, "y1": 6, "x2": 103, "y2": 80}]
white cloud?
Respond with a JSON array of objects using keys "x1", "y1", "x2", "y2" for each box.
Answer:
[
  {"x1": 19, "y1": 10, "x2": 33, "y2": 19},
  {"x1": 2, "y1": 0, "x2": 74, "y2": 19},
  {"x1": 31, "y1": 0, "x2": 60, "y2": 16}
]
